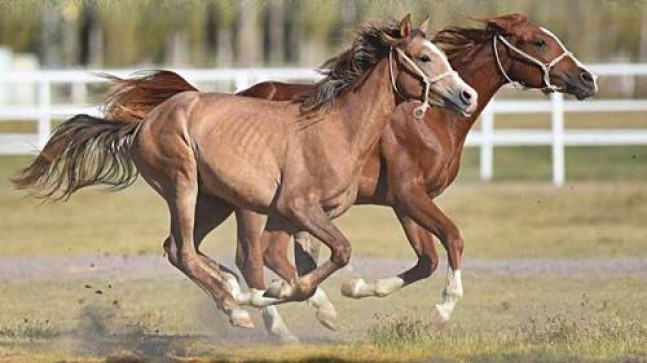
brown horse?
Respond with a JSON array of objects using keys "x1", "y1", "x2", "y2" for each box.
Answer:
[
  {"x1": 236, "y1": 13, "x2": 598, "y2": 335},
  {"x1": 96, "y1": 14, "x2": 597, "y2": 339},
  {"x1": 13, "y1": 15, "x2": 477, "y2": 330}
]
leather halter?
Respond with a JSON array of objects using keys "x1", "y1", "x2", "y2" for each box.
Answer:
[
  {"x1": 493, "y1": 33, "x2": 573, "y2": 93},
  {"x1": 389, "y1": 47, "x2": 457, "y2": 120}
]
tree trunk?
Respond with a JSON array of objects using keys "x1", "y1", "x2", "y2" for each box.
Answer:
[
  {"x1": 217, "y1": 27, "x2": 234, "y2": 67},
  {"x1": 267, "y1": 1, "x2": 285, "y2": 65},
  {"x1": 236, "y1": 0, "x2": 260, "y2": 66}
]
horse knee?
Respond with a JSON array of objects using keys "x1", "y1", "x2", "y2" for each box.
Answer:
[
  {"x1": 452, "y1": 237, "x2": 465, "y2": 254},
  {"x1": 163, "y1": 237, "x2": 178, "y2": 266},
  {"x1": 331, "y1": 242, "x2": 351, "y2": 267}
]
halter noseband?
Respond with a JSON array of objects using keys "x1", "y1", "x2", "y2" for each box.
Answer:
[
  {"x1": 493, "y1": 34, "x2": 573, "y2": 93},
  {"x1": 389, "y1": 47, "x2": 457, "y2": 120}
]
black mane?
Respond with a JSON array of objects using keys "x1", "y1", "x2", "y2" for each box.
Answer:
[{"x1": 299, "y1": 19, "x2": 404, "y2": 114}]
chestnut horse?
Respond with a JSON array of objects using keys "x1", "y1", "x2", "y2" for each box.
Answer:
[
  {"x1": 96, "y1": 14, "x2": 597, "y2": 340},
  {"x1": 13, "y1": 16, "x2": 476, "y2": 330}
]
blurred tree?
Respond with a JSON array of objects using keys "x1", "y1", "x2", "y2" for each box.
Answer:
[
  {"x1": 265, "y1": 0, "x2": 286, "y2": 65},
  {"x1": 0, "y1": 0, "x2": 646, "y2": 69},
  {"x1": 214, "y1": 0, "x2": 237, "y2": 67},
  {"x1": 236, "y1": 0, "x2": 261, "y2": 66},
  {"x1": 295, "y1": 1, "x2": 341, "y2": 66}
]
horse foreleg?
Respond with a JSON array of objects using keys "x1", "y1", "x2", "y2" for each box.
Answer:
[
  {"x1": 341, "y1": 212, "x2": 439, "y2": 299},
  {"x1": 264, "y1": 200, "x2": 351, "y2": 303},
  {"x1": 261, "y1": 230, "x2": 337, "y2": 330},
  {"x1": 394, "y1": 188, "x2": 465, "y2": 324}
]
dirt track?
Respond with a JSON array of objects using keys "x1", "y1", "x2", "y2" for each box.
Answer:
[{"x1": 1, "y1": 254, "x2": 645, "y2": 281}]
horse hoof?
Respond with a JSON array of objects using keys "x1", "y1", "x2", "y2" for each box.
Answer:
[
  {"x1": 264, "y1": 279, "x2": 293, "y2": 299},
  {"x1": 261, "y1": 306, "x2": 300, "y2": 343},
  {"x1": 250, "y1": 289, "x2": 281, "y2": 307},
  {"x1": 315, "y1": 307, "x2": 338, "y2": 331},
  {"x1": 429, "y1": 305, "x2": 450, "y2": 327},
  {"x1": 341, "y1": 278, "x2": 367, "y2": 298},
  {"x1": 230, "y1": 309, "x2": 255, "y2": 329}
]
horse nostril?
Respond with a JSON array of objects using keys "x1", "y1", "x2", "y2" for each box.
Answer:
[
  {"x1": 580, "y1": 72, "x2": 594, "y2": 85},
  {"x1": 460, "y1": 90, "x2": 473, "y2": 104}
]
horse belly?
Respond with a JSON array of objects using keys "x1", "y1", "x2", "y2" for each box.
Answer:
[{"x1": 197, "y1": 156, "x2": 279, "y2": 212}]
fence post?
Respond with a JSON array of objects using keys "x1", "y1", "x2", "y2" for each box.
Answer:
[
  {"x1": 37, "y1": 78, "x2": 51, "y2": 150},
  {"x1": 551, "y1": 92, "x2": 565, "y2": 186},
  {"x1": 234, "y1": 72, "x2": 249, "y2": 92},
  {"x1": 479, "y1": 103, "x2": 495, "y2": 181},
  {"x1": 71, "y1": 81, "x2": 88, "y2": 105}
]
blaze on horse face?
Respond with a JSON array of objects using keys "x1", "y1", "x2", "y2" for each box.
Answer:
[
  {"x1": 479, "y1": 13, "x2": 598, "y2": 100},
  {"x1": 386, "y1": 15, "x2": 478, "y2": 117}
]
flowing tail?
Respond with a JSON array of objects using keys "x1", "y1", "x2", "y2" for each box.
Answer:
[
  {"x1": 101, "y1": 70, "x2": 198, "y2": 122},
  {"x1": 12, "y1": 114, "x2": 142, "y2": 200}
]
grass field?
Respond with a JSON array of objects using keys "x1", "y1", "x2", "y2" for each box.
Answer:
[
  {"x1": 0, "y1": 145, "x2": 646, "y2": 362},
  {"x1": 1, "y1": 153, "x2": 646, "y2": 258},
  {"x1": 0, "y1": 274, "x2": 645, "y2": 362}
]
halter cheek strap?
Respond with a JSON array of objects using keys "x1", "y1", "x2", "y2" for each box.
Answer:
[
  {"x1": 493, "y1": 34, "x2": 573, "y2": 93},
  {"x1": 389, "y1": 47, "x2": 457, "y2": 120}
]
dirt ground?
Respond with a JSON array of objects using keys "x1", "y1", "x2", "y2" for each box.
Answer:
[{"x1": 1, "y1": 254, "x2": 645, "y2": 281}]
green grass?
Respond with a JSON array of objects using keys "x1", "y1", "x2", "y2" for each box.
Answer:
[
  {"x1": 1, "y1": 155, "x2": 647, "y2": 258},
  {"x1": 0, "y1": 275, "x2": 644, "y2": 361}
]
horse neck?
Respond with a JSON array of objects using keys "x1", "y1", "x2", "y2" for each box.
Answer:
[
  {"x1": 446, "y1": 41, "x2": 507, "y2": 140},
  {"x1": 333, "y1": 59, "x2": 396, "y2": 157}
]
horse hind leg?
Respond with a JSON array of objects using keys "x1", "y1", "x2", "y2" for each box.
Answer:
[{"x1": 139, "y1": 147, "x2": 252, "y2": 329}]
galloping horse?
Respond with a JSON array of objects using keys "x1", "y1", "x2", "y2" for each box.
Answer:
[
  {"x1": 96, "y1": 14, "x2": 597, "y2": 340},
  {"x1": 13, "y1": 15, "x2": 476, "y2": 330}
]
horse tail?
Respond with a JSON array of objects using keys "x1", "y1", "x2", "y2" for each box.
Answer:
[
  {"x1": 12, "y1": 114, "x2": 142, "y2": 201},
  {"x1": 100, "y1": 70, "x2": 198, "y2": 122}
]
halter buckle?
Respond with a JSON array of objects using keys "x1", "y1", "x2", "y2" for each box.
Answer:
[{"x1": 413, "y1": 106, "x2": 426, "y2": 119}]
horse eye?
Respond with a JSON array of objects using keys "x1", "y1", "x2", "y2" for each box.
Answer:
[
  {"x1": 419, "y1": 55, "x2": 431, "y2": 63},
  {"x1": 534, "y1": 39, "x2": 546, "y2": 48}
]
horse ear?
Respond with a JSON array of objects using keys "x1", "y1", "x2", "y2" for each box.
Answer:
[
  {"x1": 418, "y1": 14, "x2": 430, "y2": 34},
  {"x1": 399, "y1": 13, "x2": 412, "y2": 38},
  {"x1": 471, "y1": 13, "x2": 528, "y2": 34}
]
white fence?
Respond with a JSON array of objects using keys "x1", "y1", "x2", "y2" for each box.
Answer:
[{"x1": 1, "y1": 64, "x2": 647, "y2": 186}]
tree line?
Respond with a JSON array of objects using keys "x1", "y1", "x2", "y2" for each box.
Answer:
[{"x1": 0, "y1": 0, "x2": 645, "y2": 69}]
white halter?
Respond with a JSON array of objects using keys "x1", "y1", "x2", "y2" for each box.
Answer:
[
  {"x1": 493, "y1": 34, "x2": 573, "y2": 92},
  {"x1": 388, "y1": 47, "x2": 457, "y2": 119}
]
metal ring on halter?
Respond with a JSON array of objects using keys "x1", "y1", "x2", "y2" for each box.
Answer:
[
  {"x1": 389, "y1": 47, "x2": 455, "y2": 120},
  {"x1": 493, "y1": 34, "x2": 573, "y2": 93}
]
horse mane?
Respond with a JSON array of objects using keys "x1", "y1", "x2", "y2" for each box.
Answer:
[
  {"x1": 432, "y1": 14, "x2": 531, "y2": 66},
  {"x1": 299, "y1": 19, "x2": 408, "y2": 114},
  {"x1": 432, "y1": 25, "x2": 496, "y2": 67},
  {"x1": 100, "y1": 70, "x2": 198, "y2": 122}
]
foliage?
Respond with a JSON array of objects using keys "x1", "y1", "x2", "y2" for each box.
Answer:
[{"x1": 0, "y1": 0, "x2": 646, "y2": 67}]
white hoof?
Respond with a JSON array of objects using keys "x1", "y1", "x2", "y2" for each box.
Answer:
[
  {"x1": 430, "y1": 304, "x2": 451, "y2": 327},
  {"x1": 264, "y1": 279, "x2": 293, "y2": 299},
  {"x1": 229, "y1": 308, "x2": 254, "y2": 329},
  {"x1": 307, "y1": 289, "x2": 338, "y2": 331},
  {"x1": 374, "y1": 277, "x2": 405, "y2": 297},
  {"x1": 341, "y1": 278, "x2": 370, "y2": 298},
  {"x1": 249, "y1": 289, "x2": 282, "y2": 308},
  {"x1": 261, "y1": 306, "x2": 300, "y2": 343},
  {"x1": 315, "y1": 306, "x2": 338, "y2": 331}
]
